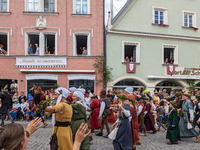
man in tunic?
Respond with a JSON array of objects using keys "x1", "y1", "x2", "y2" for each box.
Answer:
[
  {"x1": 194, "y1": 95, "x2": 200, "y2": 134},
  {"x1": 179, "y1": 93, "x2": 200, "y2": 142},
  {"x1": 96, "y1": 89, "x2": 111, "y2": 138},
  {"x1": 0, "y1": 86, "x2": 14, "y2": 126}
]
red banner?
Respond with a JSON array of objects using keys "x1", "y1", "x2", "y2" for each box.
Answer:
[
  {"x1": 127, "y1": 63, "x2": 136, "y2": 73},
  {"x1": 167, "y1": 65, "x2": 175, "y2": 75}
]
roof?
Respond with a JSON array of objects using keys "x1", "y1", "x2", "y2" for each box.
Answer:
[{"x1": 111, "y1": 0, "x2": 135, "y2": 25}]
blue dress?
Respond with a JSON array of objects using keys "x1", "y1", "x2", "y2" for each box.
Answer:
[
  {"x1": 113, "y1": 104, "x2": 132, "y2": 150},
  {"x1": 179, "y1": 100, "x2": 199, "y2": 138}
]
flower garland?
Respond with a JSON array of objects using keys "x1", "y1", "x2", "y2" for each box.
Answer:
[{"x1": 35, "y1": 100, "x2": 48, "y2": 114}]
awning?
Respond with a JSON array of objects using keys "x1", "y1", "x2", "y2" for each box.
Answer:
[{"x1": 148, "y1": 75, "x2": 200, "y2": 80}]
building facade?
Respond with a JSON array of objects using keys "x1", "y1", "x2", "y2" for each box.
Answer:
[
  {"x1": 106, "y1": 0, "x2": 200, "y2": 93},
  {"x1": 0, "y1": 0, "x2": 103, "y2": 94}
]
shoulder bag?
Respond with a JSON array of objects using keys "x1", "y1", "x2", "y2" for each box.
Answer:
[{"x1": 186, "y1": 112, "x2": 193, "y2": 130}]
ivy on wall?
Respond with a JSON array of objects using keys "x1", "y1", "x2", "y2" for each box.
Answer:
[{"x1": 93, "y1": 54, "x2": 113, "y2": 86}]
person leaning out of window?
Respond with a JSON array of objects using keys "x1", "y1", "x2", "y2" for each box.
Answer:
[
  {"x1": 164, "y1": 58, "x2": 169, "y2": 64},
  {"x1": 0, "y1": 44, "x2": 7, "y2": 54},
  {"x1": 35, "y1": 43, "x2": 39, "y2": 55},
  {"x1": 82, "y1": 47, "x2": 87, "y2": 55},
  {"x1": 28, "y1": 43, "x2": 34, "y2": 54},
  {"x1": 124, "y1": 56, "x2": 129, "y2": 63}
]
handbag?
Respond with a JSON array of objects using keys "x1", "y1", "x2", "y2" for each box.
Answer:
[
  {"x1": 186, "y1": 112, "x2": 193, "y2": 130},
  {"x1": 108, "y1": 127, "x2": 118, "y2": 140},
  {"x1": 49, "y1": 127, "x2": 59, "y2": 150}
]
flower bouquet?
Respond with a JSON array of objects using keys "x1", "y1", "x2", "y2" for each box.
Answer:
[
  {"x1": 50, "y1": 98, "x2": 55, "y2": 106},
  {"x1": 35, "y1": 100, "x2": 48, "y2": 114}
]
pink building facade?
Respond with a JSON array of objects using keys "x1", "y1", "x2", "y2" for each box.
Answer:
[{"x1": 0, "y1": 0, "x2": 104, "y2": 94}]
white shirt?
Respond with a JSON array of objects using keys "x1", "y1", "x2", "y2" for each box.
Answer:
[
  {"x1": 89, "y1": 93, "x2": 93, "y2": 97},
  {"x1": 99, "y1": 101, "x2": 105, "y2": 117},
  {"x1": 164, "y1": 104, "x2": 169, "y2": 114},
  {"x1": 137, "y1": 105, "x2": 143, "y2": 116},
  {"x1": 36, "y1": 47, "x2": 39, "y2": 55},
  {"x1": 21, "y1": 102, "x2": 28, "y2": 109},
  {"x1": 85, "y1": 97, "x2": 91, "y2": 106}
]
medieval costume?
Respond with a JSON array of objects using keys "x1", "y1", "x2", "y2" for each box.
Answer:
[
  {"x1": 96, "y1": 89, "x2": 111, "y2": 138},
  {"x1": 33, "y1": 87, "x2": 47, "y2": 127},
  {"x1": 46, "y1": 87, "x2": 73, "y2": 150},
  {"x1": 71, "y1": 90, "x2": 90, "y2": 150},
  {"x1": 139, "y1": 97, "x2": 157, "y2": 133},
  {"x1": 193, "y1": 96, "x2": 200, "y2": 132},
  {"x1": 90, "y1": 97, "x2": 101, "y2": 131},
  {"x1": 166, "y1": 101, "x2": 180, "y2": 144},
  {"x1": 0, "y1": 85, "x2": 13, "y2": 126},
  {"x1": 179, "y1": 93, "x2": 200, "y2": 142},
  {"x1": 137, "y1": 97, "x2": 147, "y2": 136},
  {"x1": 107, "y1": 101, "x2": 116, "y2": 123},
  {"x1": 113, "y1": 102, "x2": 132, "y2": 150},
  {"x1": 125, "y1": 87, "x2": 141, "y2": 145}
]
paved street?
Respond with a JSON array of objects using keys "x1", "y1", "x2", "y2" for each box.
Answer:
[{"x1": 3, "y1": 120, "x2": 200, "y2": 150}]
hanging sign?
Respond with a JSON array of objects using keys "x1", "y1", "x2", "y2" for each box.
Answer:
[
  {"x1": 167, "y1": 65, "x2": 175, "y2": 75},
  {"x1": 127, "y1": 63, "x2": 136, "y2": 73}
]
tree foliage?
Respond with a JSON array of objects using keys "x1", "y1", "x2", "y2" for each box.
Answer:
[
  {"x1": 186, "y1": 79, "x2": 196, "y2": 92},
  {"x1": 93, "y1": 54, "x2": 113, "y2": 85}
]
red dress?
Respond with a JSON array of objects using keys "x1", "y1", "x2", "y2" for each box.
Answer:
[
  {"x1": 107, "y1": 102, "x2": 116, "y2": 123},
  {"x1": 90, "y1": 99, "x2": 101, "y2": 130},
  {"x1": 130, "y1": 106, "x2": 140, "y2": 144}
]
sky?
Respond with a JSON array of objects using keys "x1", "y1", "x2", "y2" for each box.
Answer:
[{"x1": 105, "y1": 0, "x2": 127, "y2": 24}]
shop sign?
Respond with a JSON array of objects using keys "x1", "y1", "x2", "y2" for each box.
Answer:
[
  {"x1": 16, "y1": 57, "x2": 67, "y2": 68},
  {"x1": 174, "y1": 68, "x2": 200, "y2": 76},
  {"x1": 127, "y1": 63, "x2": 136, "y2": 73}
]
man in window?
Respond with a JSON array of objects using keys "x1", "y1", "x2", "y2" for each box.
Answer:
[
  {"x1": 10, "y1": 80, "x2": 18, "y2": 96},
  {"x1": 0, "y1": 44, "x2": 7, "y2": 55},
  {"x1": 35, "y1": 43, "x2": 39, "y2": 55},
  {"x1": 124, "y1": 56, "x2": 129, "y2": 63},
  {"x1": 28, "y1": 43, "x2": 33, "y2": 54}
]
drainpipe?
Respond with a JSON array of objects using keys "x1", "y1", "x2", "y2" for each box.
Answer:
[{"x1": 103, "y1": 0, "x2": 106, "y2": 89}]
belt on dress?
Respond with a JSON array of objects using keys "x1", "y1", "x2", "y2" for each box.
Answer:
[
  {"x1": 74, "y1": 118, "x2": 85, "y2": 121},
  {"x1": 54, "y1": 121, "x2": 70, "y2": 127}
]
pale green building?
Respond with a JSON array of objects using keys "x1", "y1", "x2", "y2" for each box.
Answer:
[{"x1": 106, "y1": 0, "x2": 200, "y2": 93}]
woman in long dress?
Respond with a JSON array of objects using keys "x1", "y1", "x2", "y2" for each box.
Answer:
[
  {"x1": 72, "y1": 90, "x2": 90, "y2": 150},
  {"x1": 179, "y1": 93, "x2": 200, "y2": 142},
  {"x1": 90, "y1": 96, "x2": 101, "y2": 132},
  {"x1": 45, "y1": 87, "x2": 73, "y2": 150},
  {"x1": 112, "y1": 93, "x2": 132, "y2": 150}
]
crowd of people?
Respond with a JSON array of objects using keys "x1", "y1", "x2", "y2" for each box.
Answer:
[{"x1": 0, "y1": 85, "x2": 200, "y2": 150}]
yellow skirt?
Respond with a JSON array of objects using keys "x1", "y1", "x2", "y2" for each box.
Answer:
[{"x1": 52, "y1": 126, "x2": 73, "y2": 150}]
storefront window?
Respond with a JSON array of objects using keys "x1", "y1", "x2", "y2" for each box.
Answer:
[
  {"x1": 69, "y1": 80, "x2": 94, "y2": 93},
  {"x1": 27, "y1": 80, "x2": 57, "y2": 92}
]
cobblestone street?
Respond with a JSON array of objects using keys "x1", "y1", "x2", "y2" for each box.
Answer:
[{"x1": 3, "y1": 120, "x2": 200, "y2": 150}]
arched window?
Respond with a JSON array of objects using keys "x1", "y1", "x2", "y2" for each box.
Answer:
[
  {"x1": 113, "y1": 79, "x2": 145, "y2": 91},
  {"x1": 156, "y1": 81, "x2": 181, "y2": 87}
]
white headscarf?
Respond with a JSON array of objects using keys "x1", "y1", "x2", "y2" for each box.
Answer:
[
  {"x1": 77, "y1": 88, "x2": 86, "y2": 95},
  {"x1": 69, "y1": 87, "x2": 77, "y2": 92},
  {"x1": 125, "y1": 87, "x2": 133, "y2": 95},
  {"x1": 52, "y1": 87, "x2": 70, "y2": 127},
  {"x1": 74, "y1": 91, "x2": 84, "y2": 102}
]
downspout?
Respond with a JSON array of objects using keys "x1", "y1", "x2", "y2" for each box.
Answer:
[{"x1": 103, "y1": 0, "x2": 107, "y2": 88}]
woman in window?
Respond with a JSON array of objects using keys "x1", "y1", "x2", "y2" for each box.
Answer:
[
  {"x1": 130, "y1": 57, "x2": 133, "y2": 62},
  {"x1": 164, "y1": 58, "x2": 169, "y2": 64},
  {"x1": 170, "y1": 57, "x2": 174, "y2": 64},
  {"x1": 82, "y1": 47, "x2": 87, "y2": 55},
  {"x1": 35, "y1": 43, "x2": 39, "y2": 55},
  {"x1": 124, "y1": 56, "x2": 129, "y2": 63}
]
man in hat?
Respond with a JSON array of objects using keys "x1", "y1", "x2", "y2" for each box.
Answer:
[
  {"x1": 0, "y1": 85, "x2": 14, "y2": 126},
  {"x1": 96, "y1": 89, "x2": 110, "y2": 138},
  {"x1": 179, "y1": 93, "x2": 200, "y2": 142}
]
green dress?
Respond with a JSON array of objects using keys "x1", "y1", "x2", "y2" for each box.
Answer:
[
  {"x1": 71, "y1": 102, "x2": 90, "y2": 150},
  {"x1": 166, "y1": 109, "x2": 180, "y2": 142}
]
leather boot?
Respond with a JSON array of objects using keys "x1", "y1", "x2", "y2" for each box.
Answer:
[
  {"x1": 43, "y1": 121, "x2": 48, "y2": 128},
  {"x1": 132, "y1": 145, "x2": 136, "y2": 150},
  {"x1": 140, "y1": 132, "x2": 147, "y2": 136},
  {"x1": 135, "y1": 140, "x2": 142, "y2": 145},
  {"x1": 194, "y1": 136, "x2": 200, "y2": 143}
]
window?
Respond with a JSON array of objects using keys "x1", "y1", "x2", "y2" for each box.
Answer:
[
  {"x1": 0, "y1": 0, "x2": 7, "y2": 12},
  {"x1": 0, "y1": 34, "x2": 7, "y2": 55},
  {"x1": 183, "y1": 11, "x2": 196, "y2": 28},
  {"x1": 44, "y1": 34, "x2": 55, "y2": 54},
  {"x1": 27, "y1": 0, "x2": 39, "y2": 12},
  {"x1": 28, "y1": 34, "x2": 39, "y2": 54},
  {"x1": 73, "y1": 0, "x2": 90, "y2": 14},
  {"x1": 26, "y1": 32, "x2": 57, "y2": 55},
  {"x1": 44, "y1": 0, "x2": 55, "y2": 12},
  {"x1": 73, "y1": 33, "x2": 90, "y2": 56},
  {"x1": 69, "y1": 80, "x2": 94, "y2": 92},
  {"x1": 26, "y1": 0, "x2": 56, "y2": 12},
  {"x1": 184, "y1": 13, "x2": 193, "y2": 27},
  {"x1": 153, "y1": 7, "x2": 168, "y2": 25},
  {"x1": 122, "y1": 41, "x2": 140, "y2": 63},
  {"x1": 162, "y1": 44, "x2": 178, "y2": 65}
]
